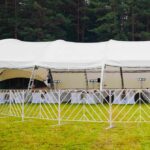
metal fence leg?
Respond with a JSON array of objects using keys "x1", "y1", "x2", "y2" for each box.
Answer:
[
  {"x1": 39, "y1": 91, "x2": 42, "y2": 119},
  {"x1": 83, "y1": 102, "x2": 86, "y2": 120},
  {"x1": 22, "y1": 90, "x2": 24, "y2": 122},
  {"x1": 58, "y1": 90, "x2": 61, "y2": 125},
  {"x1": 9, "y1": 90, "x2": 12, "y2": 116},
  {"x1": 106, "y1": 90, "x2": 114, "y2": 129},
  {"x1": 139, "y1": 91, "x2": 142, "y2": 123}
]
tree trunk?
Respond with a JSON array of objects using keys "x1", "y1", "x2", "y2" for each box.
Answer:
[
  {"x1": 77, "y1": 0, "x2": 80, "y2": 41},
  {"x1": 14, "y1": 0, "x2": 18, "y2": 39},
  {"x1": 131, "y1": 7, "x2": 135, "y2": 41}
]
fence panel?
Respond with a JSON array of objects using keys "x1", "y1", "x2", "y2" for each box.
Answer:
[
  {"x1": 0, "y1": 89, "x2": 150, "y2": 123},
  {"x1": 24, "y1": 90, "x2": 58, "y2": 120},
  {"x1": 0, "y1": 90, "x2": 10, "y2": 116},
  {"x1": 9, "y1": 90, "x2": 23, "y2": 117},
  {"x1": 60, "y1": 90, "x2": 110, "y2": 122}
]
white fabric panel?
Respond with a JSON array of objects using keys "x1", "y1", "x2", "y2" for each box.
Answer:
[
  {"x1": 71, "y1": 92, "x2": 82, "y2": 104},
  {"x1": 39, "y1": 40, "x2": 106, "y2": 69},
  {"x1": 71, "y1": 92, "x2": 98, "y2": 104},
  {"x1": 0, "y1": 39, "x2": 106, "y2": 69},
  {"x1": 12, "y1": 91, "x2": 24, "y2": 103},
  {"x1": 142, "y1": 90, "x2": 150, "y2": 103},
  {"x1": 44, "y1": 92, "x2": 57, "y2": 103},
  {"x1": 83, "y1": 93, "x2": 97, "y2": 104},
  {"x1": 32, "y1": 92, "x2": 42, "y2": 103},
  {"x1": 0, "y1": 39, "x2": 150, "y2": 69},
  {"x1": 113, "y1": 90, "x2": 122, "y2": 104},
  {"x1": 113, "y1": 90, "x2": 135, "y2": 104},
  {"x1": 125, "y1": 91, "x2": 135, "y2": 104},
  {"x1": 0, "y1": 39, "x2": 48, "y2": 68},
  {"x1": 0, "y1": 92, "x2": 5, "y2": 103},
  {"x1": 107, "y1": 40, "x2": 150, "y2": 67}
]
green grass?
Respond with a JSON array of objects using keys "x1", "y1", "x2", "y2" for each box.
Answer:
[{"x1": 0, "y1": 104, "x2": 150, "y2": 150}]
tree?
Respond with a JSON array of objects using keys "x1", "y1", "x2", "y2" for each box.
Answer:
[{"x1": 0, "y1": 0, "x2": 149, "y2": 41}]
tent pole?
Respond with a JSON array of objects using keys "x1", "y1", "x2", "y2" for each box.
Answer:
[
  {"x1": 25, "y1": 66, "x2": 38, "y2": 103},
  {"x1": 120, "y1": 67, "x2": 124, "y2": 89},
  {"x1": 27, "y1": 66, "x2": 38, "y2": 91},
  {"x1": 22, "y1": 66, "x2": 38, "y2": 121},
  {"x1": 48, "y1": 69, "x2": 54, "y2": 90},
  {"x1": 100, "y1": 64, "x2": 105, "y2": 91},
  {"x1": 84, "y1": 70, "x2": 89, "y2": 90}
]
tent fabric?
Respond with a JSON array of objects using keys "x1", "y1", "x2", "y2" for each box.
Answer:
[
  {"x1": 0, "y1": 39, "x2": 106, "y2": 69},
  {"x1": 107, "y1": 40, "x2": 150, "y2": 67},
  {"x1": 0, "y1": 39, "x2": 150, "y2": 69}
]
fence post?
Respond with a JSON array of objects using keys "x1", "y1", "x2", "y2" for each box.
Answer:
[
  {"x1": 39, "y1": 90, "x2": 42, "y2": 119},
  {"x1": 139, "y1": 90, "x2": 142, "y2": 122},
  {"x1": 83, "y1": 101, "x2": 86, "y2": 120},
  {"x1": 22, "y1": 90, "x2": 24, "y2": 122},
  {"x1": 58, "y1": 90, "x2": 61, "y2": 125},
  {"x1": 9, "y1": 90, "x2": 12, "y2": 116},
  {"x1": 106, "y1": 90, "x2": 114, "y2": 129}
]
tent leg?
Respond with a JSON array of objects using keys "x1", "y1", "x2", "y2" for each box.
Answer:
[
  {"x1": 100, "y1": 64, "x2": 105, "y2": 91},
  {"x1": 120, "y1": 67, "x2": 124, "y2": 89},
  {"x1": 25, "y1": 66, "x2": 38, "y2": 104},
  {"x1": 84, "y1": 70, "x2": 89, "y2": 90},
  {"x1": 27, "y1": 66, "x2": 38, "y2": 91},
  {"x1": 47, "y1": 69, "x2": 55, "y2": 90}
]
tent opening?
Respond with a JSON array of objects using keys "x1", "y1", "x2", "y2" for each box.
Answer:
[{"x1": 0, "y1": 78, "x2": 46, "y2": 89}]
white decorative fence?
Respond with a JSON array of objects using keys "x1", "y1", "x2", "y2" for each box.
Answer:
[{"x1": 0, "y1": 89, "x2": 150, "y2": 126}]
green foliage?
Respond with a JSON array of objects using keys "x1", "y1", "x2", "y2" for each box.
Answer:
[{"x1": 0, "y1": 0, "x2": 149, "y2": 41}]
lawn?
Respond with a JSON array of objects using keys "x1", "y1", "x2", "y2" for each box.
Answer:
[{"x1": 0, "y1": 104, "x2": 150, "y2": 150}]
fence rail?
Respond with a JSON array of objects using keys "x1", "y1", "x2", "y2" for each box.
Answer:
[{"x1": 0, "y1": 89, "x2": 150, "y2": 126}]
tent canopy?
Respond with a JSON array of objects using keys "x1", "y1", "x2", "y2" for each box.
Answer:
[
  {"x1": 0, "y1": 39, "x2": 150, "y2": 69},
  {"x1": 107, "y1": 40, "x2": 150, "y2": 67}
]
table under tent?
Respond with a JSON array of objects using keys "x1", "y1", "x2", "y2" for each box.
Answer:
[{"x1": 0, "y1": 39, "x2": 150, "y2": 124}]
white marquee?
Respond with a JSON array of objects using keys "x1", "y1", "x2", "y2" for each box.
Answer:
[{"x1": 0, "y1": 39, "x2": 150, "y2": 69}]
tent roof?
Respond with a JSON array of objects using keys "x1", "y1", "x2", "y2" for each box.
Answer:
[
  {"x1": 0, "y1": 39, "x2": 106, "y2": 69},
  {"x1": 107, "y1": 40, "x2": 150, "y2": 67},
  {"x1": 0, "y1": 39, "x2": 150, "y2": 69}
]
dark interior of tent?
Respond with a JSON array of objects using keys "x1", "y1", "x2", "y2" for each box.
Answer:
[{"x1": 0, "y1": 78, "x2": 46, "y2": 89}]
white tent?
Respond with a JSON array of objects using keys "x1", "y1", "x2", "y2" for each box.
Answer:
[
  {"x1": 106, "y1": 40, "x2": 150, "y2": 67},
  {"x1": 0, "y1": 39, "x2": 150, "y2": 90},
  {"x1": 0, "y1": 39, "x2": 150, "y2": 69},
  {"x1": 0, "y1": 39, "x2": 106, "y2": 69}
]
